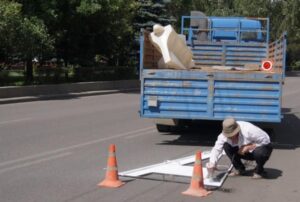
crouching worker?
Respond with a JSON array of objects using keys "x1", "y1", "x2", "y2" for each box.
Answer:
[{"x1": 207, "y1": 118, "x2": 273, "y2": 179}]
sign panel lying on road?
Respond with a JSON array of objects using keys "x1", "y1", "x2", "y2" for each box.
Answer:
[{"x1": 119, "y1": 150, "x2": 232, "y2": 187}]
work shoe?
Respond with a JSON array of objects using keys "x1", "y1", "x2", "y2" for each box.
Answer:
[
  {"x1": 252, "y1": 171, "x2": 267, "y2": 179},
  {"x1": 228, "y1": 169, "x2": 246, "y2": 177},
  {"x1": 252, "y1": 173, "x2": 263, "y2": 179}
]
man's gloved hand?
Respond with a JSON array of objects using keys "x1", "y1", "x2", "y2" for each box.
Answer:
[
  {"x1": 206, "y1": 162, "x2": 216, "y2": 178},
  {"x1": 238, "y1": 144, "x2": 256, "y2": 155}
]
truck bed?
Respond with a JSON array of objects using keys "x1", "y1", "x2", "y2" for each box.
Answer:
[{"x1": 140, "y1": 31, "x2": 286, "y2": 123}]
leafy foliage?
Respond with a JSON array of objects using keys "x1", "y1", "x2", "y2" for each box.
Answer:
[
  {"x1": 134, "y1": 0, "x2": 176, "y2": 31},
  {"x1": 0, "y1": 0, "x2": 53, "y2": 82},
  {"x1": 0, "y1": 0, "x2": 300, "y2": 85}
]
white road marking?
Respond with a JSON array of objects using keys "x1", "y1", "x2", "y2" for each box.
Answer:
[
  {"x1": 0, "y1": 126, "x2": 155, "y2": 168},
  {"x1": 125, "y1": 129, "x2": 156, "y2": 139},
  {"x1": 0, "y1": 149, "x2": 67, "y2": 167},
  {"x1": 0, "y1": 152, "x2": 72, "y2": 174},
  {"x1": 0, "y1": 118, "x2": 32, "y2": 125}
]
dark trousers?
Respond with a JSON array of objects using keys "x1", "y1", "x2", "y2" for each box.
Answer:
[{"x1": 223, "y1": 142, "x2": 273, "y2": 174}]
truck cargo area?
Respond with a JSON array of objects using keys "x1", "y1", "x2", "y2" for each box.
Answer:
[{"x1": 140, "y1": 15, "x2": 287, "y2": 129}]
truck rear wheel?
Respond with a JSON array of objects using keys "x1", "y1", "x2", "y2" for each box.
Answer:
[{"x1": 156, "y1": 124, "x2": 171, "y2": 133}]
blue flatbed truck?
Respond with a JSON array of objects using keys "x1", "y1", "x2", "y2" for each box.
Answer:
[{"x1": 139, "y1": 14, "x2": 287, "y2": 132}]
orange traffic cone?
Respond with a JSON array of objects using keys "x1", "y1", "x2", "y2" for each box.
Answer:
[
  {"x1": 182, "y1": 151, "x2": 212, "y2": 197},
  {"x1": 98, "y1": 144, "x2": 124, "y2": 188}
]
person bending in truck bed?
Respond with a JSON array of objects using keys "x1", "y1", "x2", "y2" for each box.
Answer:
[{"x1": 207, "y1": 118, "x2": 273, "y2": 179}]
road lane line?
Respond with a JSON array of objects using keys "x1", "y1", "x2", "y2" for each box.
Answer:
[
  {"x1": 0, "y1": 118, "x2": 32, "y2": 125},
  {"x1": 0, "y1": 152, "x2": 72, "y2": 175},
  {"x1": 0, "y1": 149, "x2": 69, "y2": 167},
  {"x1": 125, "y1": 129, "x2": 156, "y2": 139},
  {"x1": 0, "y1": 126, "x2": 155, "y2": 168},
  {"x1": 46, "y1": 126, "x2": 155, "y2": 151}
]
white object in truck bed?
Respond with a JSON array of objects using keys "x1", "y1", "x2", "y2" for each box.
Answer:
[{"x1": 150, "y1": 24, "x2": 194, "y2": 70}]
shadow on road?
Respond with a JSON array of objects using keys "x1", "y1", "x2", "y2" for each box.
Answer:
[
  {"x1": 158, "y1": 120, "x2": 222, "y2": 147},
  {"x1": 262, "y1": 108, "x2": 300, "y2": 150},
  {"x1": 157, "y1": 109, "x2": 300, "y2": 150},
  {"x1": 24, "y1": 90, "x2": 140, "y2": 102},
  {"x1": 264, "y1": 168, "x2": 283, "y2": 179}
]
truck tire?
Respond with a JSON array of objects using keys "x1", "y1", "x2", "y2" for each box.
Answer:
[{"x1": 156, "y1": 124, "x2": 171, "y2": 133}]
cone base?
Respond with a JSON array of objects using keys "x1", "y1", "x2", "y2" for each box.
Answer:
[
  {"x1": 182, "y1": 187, "x2": 212, "y2": 197},
  {"x1": 98, "y1": 179, "x2": 124, "y2": 188}
]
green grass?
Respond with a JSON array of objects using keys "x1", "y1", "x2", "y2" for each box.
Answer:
[
  {"x1": 0, "y1": 66, "x2": 138, "y2": 86},
  {"x1": 0, "y1": 70, "x2": 25, "y2": 86}
]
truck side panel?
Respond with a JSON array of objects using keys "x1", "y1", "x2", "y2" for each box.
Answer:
[{"x1": 141, "y1": 70, "x2": 282, "y2": 122}]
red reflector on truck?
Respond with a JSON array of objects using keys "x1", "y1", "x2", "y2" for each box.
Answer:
[{"x1": 261, "y1": 60, "x2": 273, "y2": 71}]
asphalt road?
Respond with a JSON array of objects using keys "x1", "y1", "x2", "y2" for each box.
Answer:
[{"x1": 0, "y1": 74, "x2": 300, "y2": 202}]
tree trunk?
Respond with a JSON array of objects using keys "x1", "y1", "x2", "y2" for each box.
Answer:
[{"x1": 26, "y1": 58, "x2": 33, "y2": 84}]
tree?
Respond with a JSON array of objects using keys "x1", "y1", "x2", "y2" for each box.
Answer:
[
  {"x1": 134, "y1": 0, "x2": 176, "y2": 32},
  {"x1": 0, "y1": 1, "x2": 21, "y2": 62},
  {"x1": 274, "y1": 0, "x2": 300, "y2": 69},
  {"x1": 0, "y1": 0, "x2": 54, "y2": 82},
  {"x1": 17, "y1": 16, "x2": 54, "y2": 82},
  {"x1": 72, "y1": 0, "x2": 138, "y2": 66},
  {"x1": 1, "y1": 0, "x2": 299, "y2": 86},
  {"x1": 133, "y1": 0, "x2": 176, "y2": 67}
]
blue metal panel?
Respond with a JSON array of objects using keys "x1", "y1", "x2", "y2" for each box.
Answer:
[
  {"x1": 214, "y1": 112, "x2": 280, "y2": 122},
  {"x1": 191, "y1": 42, "x2": 267, "y2": 68},
  {"x1": 139, "y1": 33, "x2": 144, "y2": 80},
  {"x1": 195, "y1": 60, "x2": 222, "y2": 65},
  {"x1": 213, "y1": 79, "x2": 280, "y2": 122},
  {"x1": 143, "y1": 69, "x2": 211, "y2": 80},
  {"x1": 143, "y1": 110, "x2": 209, "y2": 119},
  {"x1": 142, "y1": 74, "x2": 210, "y2": 119},
  {"x1": 214, "y1": 81, "x2": 280, "y2": 90},
  {"x1": 211, "y1": 18, "x2": 239, "y2": 40},
  {"x1": 226, "y1": 57, "x2": 262, "y2": 61},
  {"x1": 266, "y1": 18, "x2": 270, "y2": 43},
  {"x1": 214, "y1": 97, "x2": 279, "y2": 106},
  {"x1": 145, "y1": 102, "x2": 208, "y2": 112},
  {"x1": 144, "y1": 87, "x2": 208, "y2": 96},
  {"x1": 145, "y1": 95, "x2": 207, "y2": 104},
  {"x1": 282, "y1": 32, "x2": 287, "y2": 79},
  {"x1": 144, "y1": 79, "x2": 208, "y2": 88},
  {"x1": 214, "y1": 89, "x2": 279, "y2": 98},
  {"x1": 141, "y1": 70, "x2": 282, "y2": 122},
  {"x1": 226, "y1": 46, "x2": 267, "y2": 51},
  {"x1": 214, "y1": 105, "x2": 278, "y2": 114},
  {"x1": 181, "y1": 16, "x2": 269, "y2": 44},
  {"x1": 212, "y1": 72, "x2": 282, "y2": 81}
]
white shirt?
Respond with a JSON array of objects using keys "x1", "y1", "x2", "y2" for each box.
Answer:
[{"x1": 209, "y1": 121, "x2": 270, "y2": 166}]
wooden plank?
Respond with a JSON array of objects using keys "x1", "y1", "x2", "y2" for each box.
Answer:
[{"x1": 143, "y1": 32, "x2": 162, "y2": 69}]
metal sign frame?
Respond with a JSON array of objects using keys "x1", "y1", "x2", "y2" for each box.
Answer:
[{"x1": 119, "y1": 151, "x2": 232, "y2": 187}]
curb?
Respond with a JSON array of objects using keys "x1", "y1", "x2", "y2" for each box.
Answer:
[
  {"x1": 0, "y1": 88, "x2": 139, "y2": 105},
  {"x1": 0, "y1": 80, "x2": 139, "y2": 104}
]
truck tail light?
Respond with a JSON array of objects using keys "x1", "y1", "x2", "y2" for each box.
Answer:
[{"x1": 261, "y1": 60, "x2": 273, "y2": 71}]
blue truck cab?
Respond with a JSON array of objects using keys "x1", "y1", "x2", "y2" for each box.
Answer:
[{"x1": 140, "y1": 13, "x2": 287, "y2": 132}]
